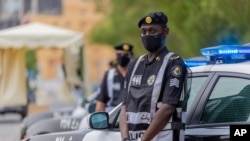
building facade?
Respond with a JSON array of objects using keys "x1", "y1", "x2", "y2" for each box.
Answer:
[{"x1": 0, "y1": 0, "x2": 115, "y2": 95}]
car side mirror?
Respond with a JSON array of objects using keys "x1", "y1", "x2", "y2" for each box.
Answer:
[{"x1": 89, "y1": 112, "x2": 109, "y2": 129}]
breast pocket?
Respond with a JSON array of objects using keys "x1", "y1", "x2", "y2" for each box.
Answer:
[{"x1": 128, "y1": 85, "x2": 153, "y2": 112}]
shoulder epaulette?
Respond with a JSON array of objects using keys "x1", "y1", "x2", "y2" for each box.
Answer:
[{"x1": 170, "y1": 55, "x2": 180, "y2": 60}]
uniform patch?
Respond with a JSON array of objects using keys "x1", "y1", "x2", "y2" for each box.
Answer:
[
  {"x1": 124, "y1": 80, "x2": 127, "y2": 89},
  {"x1": 156, "y1": 56, "x2": 160, "y2": 61},
  {"x1": 172, "y1": 65, "x2": 182, "y2": 77},
  {"x1": 170, "y1": 78, "x2": 180, "y2": 88},
  {"x1": 113, "y1": 83, "x2": 121, "y2": 90},
  {"x1": 132, "y1": 75, "x2": 142, "y2": 85},
  {"x1": 147, "y1": 75, "x2": 155, "y2": 85},
  {"x1": 114, "y1": 72, "x2": 118, "y2": 76}
]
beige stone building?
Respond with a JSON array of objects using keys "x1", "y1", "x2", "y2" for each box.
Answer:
[{"x1": 24, "y1": 0, "x2": 115, "y2": 94}]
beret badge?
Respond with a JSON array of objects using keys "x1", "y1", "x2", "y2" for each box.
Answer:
[
  {"x1": 145, "y1": 16, "x2": 152, "y2": 24},
  {"x1": 123, "y1": 44, "x2": 129, "y2": 51}
]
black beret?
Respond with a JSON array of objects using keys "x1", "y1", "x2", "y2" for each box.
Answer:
[
  {"x1": 114, "y1": 43, "x2": 133, "y2": 53},
  {"x1": 138, "y1": 11, "x2": 168, "y2": 28}
]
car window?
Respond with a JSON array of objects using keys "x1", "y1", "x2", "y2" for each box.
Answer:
[
  {"x1": 200, "y1": 77, "x2": 250, "y2": 124},
  {"x1": 187, "y1": 76, "x2": 207, "y2": 111}
]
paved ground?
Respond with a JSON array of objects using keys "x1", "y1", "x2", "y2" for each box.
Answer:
[
  {"x1": 0, "y1": 113, "x2": 22, "y2": 141},
  {"x1": 0, "y1": 103, "x2": 75, "y2": 141},
  {"x1": 0, "y1": 105, "x2": 49, "y2": 141}
]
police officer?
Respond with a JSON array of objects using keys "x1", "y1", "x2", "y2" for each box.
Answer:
[
  {"x1": 95, "y1": 43, "x2": 133, "y2": 112},
  {"x1": 120, "y1": 11, "x2": 189, "y2": 141}
]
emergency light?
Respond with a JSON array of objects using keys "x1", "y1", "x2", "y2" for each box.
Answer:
[
  {"x1": 200, "y1": 45, "x2": 250, "y2": 64},
  {"x1": 184, "y1": 56, "x2": 208, "y2": 67}
]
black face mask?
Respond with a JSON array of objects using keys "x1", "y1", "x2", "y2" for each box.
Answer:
[
  {"x1": 117, "y1": 55, "x2": 130, "y2": 67},
  {"x1": 141, "y1": 34, "x2": 163, "y2": 52}
]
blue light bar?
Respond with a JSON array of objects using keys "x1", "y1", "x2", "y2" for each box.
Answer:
[
  {"x1": 201, "y1": 45, "x2": 250, "y2": 55},
  {"x1": 200, "y1": 45, "x2": 250, "y2": 64},
  {"x1": 184, "y1": 56, "x2": 208, "y2": 67}
]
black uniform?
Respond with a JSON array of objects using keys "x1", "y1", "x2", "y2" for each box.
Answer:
[
  {"x1": 96, "y1": 67, "x2": 125, "y2": 111},
  {"x1": 123, "y1": 47, "x2": 187, "y2": 141}
]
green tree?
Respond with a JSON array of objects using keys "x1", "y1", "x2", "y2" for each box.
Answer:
[
  {"x1": 25, "y1": 50, "x2": 37, "y2": 72},
  {"x1": 90, "y1": 0, "x2": 250, "y2": 58}
]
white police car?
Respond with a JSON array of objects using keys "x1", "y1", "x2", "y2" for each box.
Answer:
[
  {"x1": 24, "y1": 45, "x2": 250, "y2": 141},
  {"x1": 83, "y1": 45, "x2": 250, "y2": 141}
]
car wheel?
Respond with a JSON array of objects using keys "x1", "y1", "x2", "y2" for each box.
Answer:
[{"x1": 20, "y1": 106, "x2": 28, "y2": 120}]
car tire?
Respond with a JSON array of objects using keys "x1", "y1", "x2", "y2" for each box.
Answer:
[{"x1": 20, "y1": 106, "x2": 28, "y2": 120}]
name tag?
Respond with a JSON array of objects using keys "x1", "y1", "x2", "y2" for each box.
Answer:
[{"x1": 113, "y1": 83, "x2": 121, "y2": 90}]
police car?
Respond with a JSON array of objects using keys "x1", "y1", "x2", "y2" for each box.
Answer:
[
  {"x1": 20, "y1": 106, "x2": 74, "y2": 139},
  {"x1": 23, "y1": 45, "x2": 250, "y2": 141},
  {"x1": 20, "y1": 91, "x2": 98, "y2": 139}
]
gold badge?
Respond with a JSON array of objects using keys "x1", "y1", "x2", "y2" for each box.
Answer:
[
  {"x1": 147, "y1": 75, "x2": 155, "y2": 85},
  {"x1": 172, "y1": 65, "x2": 182, "y2": 77},
  {"x1": 145, "y1": 17, "x2": 152, "y2": 24},
  {"x1": 156, "y1": 56, "x2": 161, "y2": 61},
  {"x1": 123, "y1": 44, "x2": 129, "y2": 51}
]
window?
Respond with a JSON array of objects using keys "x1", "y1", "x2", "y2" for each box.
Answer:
[
  {"x1": 200, "y1": 77, "x2": 250, "y2": 124},
  {"x1": 0, "y1": 0, "x2": 20, "y2": 19},
  {"x1": 0, "y1": 0, "x2": 21, "y2": 29},
  {"x1": 23, "y1": 0, "x2": 31, "y2": 15},
  {"x1": 0, "y1": 19, "x2": 20, "y2": 30},
  {"x1": 38, "y1": 0, "x2": 62, "y2": 15},
  {"x1": 187, "y1": 76, "x2": 207, "y2": 111}
]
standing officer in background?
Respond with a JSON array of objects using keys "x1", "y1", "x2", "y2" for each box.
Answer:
[
  {"x1": 120, "y1": 11, "x2": 190, "y2": 141},
  {"x1": 95, "y1": 43, "x2": 133, "y2": 112}
]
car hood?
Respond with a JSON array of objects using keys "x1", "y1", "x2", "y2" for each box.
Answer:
[
  {"x1": 26, "y1": 117, "x2": 83, "y2": 137},
  {"x1": 24, "y1": 129, "x2": 91, "y2": 141}
]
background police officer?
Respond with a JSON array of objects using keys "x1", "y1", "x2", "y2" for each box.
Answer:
[
  {"x1": 95, "y1": 43, "x2": 133, "y2": 112},
  {"x1": 120, "y1": 11, "x2": 188, "y2": 141}
]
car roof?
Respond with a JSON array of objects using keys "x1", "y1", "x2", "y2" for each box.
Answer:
[{"x1": 190, "y1": 61, "x2": 250, "y2": 74}]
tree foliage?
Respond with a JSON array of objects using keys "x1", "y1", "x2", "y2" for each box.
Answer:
[
  {"x1": 25, "y1": 50, "x2": 37, "y2": 71},
  {"x1": 90, "y1": 0, "x2": 250, "y2": 58}
]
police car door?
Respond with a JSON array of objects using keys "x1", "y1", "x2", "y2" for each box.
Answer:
[{"x1": 81, "y1": 129, "x2": 121, "y2": 141}]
